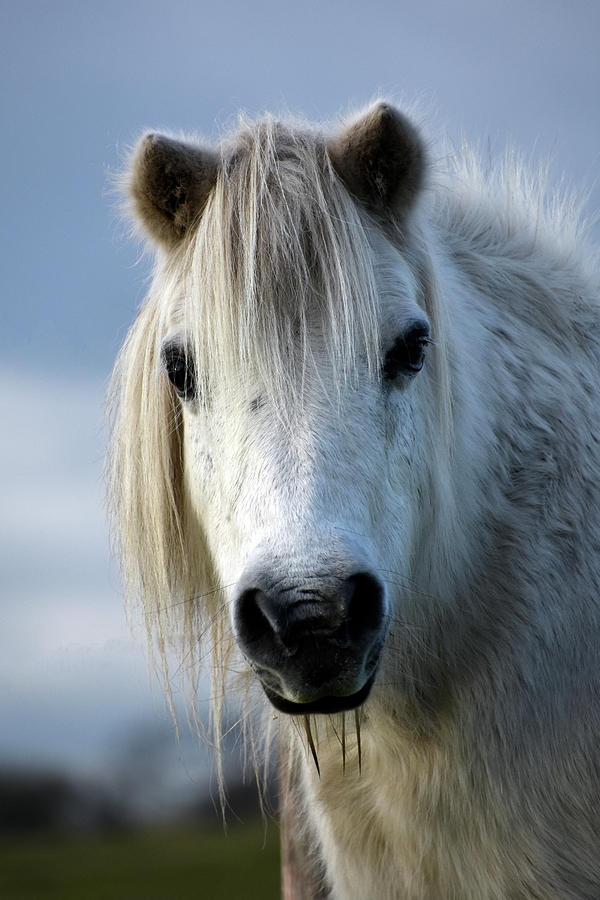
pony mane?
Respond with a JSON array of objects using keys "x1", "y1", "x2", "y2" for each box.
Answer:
[
  {"x1": 185, "y1": 115, "x2": 384, "y2": 409},
  {"x1": 435, "y1": 141, "x2": 599, "y2": 281}
]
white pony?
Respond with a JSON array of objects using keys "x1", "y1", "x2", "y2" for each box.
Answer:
[{"x1": 108, "y1": 102, "x2": 600, "y2": 898}]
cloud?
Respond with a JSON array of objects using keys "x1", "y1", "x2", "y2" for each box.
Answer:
[{"x1": 0, "y1": 371, "x2": 164, "y2": 774}]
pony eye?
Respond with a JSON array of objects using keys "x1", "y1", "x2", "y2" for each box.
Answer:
[
  {"x1": 162, "y1": 344, "x2": 196, "y2": 400},
  {"x1": 383, "y1": 324, "x2": 430, "y2": 381}
]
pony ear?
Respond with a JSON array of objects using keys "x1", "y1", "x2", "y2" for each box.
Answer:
[
  {"x1": 327, "y1": 102, "x2": 425, "y2": 217},
  {"x1": 128, "y1": 134, "x2": 219, "y2": 247}
]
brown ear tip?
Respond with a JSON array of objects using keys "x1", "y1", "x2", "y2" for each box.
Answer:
[
  {"x1": 140, "y1": 132, "x2": 158, "y2": 151},
  {"x1": 375, "y1": 103, "x2": 419, "y2": 142},
  {"x1": 368, "y1": 101, "x2": 405, "y2": 128},
  {"x1": 137, "y1": 132, "x2": 191, "y2": 165},
  {"x1": 372, "y1": 101, "x2": 394, "y2": 119},
  {"x1": 135, "y1": 133, "x2": 170, "y2": 163}
]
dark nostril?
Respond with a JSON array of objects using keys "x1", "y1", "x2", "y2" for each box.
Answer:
[
  {"x1": 344, "y1": 573, "x2": 386, "y2": 643},
  {"x1": 235, "y1": 588, "x2": 275, "y2": 651}
]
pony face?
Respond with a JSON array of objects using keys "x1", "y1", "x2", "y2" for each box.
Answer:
[{"x1": 111, "y1": 102, "x2": 436, "y2": 715}]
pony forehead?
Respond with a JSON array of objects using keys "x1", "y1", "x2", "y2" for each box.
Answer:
[
  {"x1": 206, "y1": 114, "x2": 421, "y2": 296},
  {"x1": 209, "y1": 116, "x2": 365, "y2": 260},
  {"x1": 169, "y1": 121, "x2": 381, "y2": 385}
]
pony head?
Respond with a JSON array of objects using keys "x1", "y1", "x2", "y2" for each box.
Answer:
[{"x1": 109, "y1": 102, "x2": 446, "y2": 721}]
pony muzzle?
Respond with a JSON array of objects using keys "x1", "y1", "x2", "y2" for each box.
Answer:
[{"x1": 233, "y1": 569, "x2": 387, "y2": 715}]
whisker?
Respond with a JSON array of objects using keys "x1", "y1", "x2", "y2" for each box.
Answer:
[
  {"x1": 289, "y1": 713, "x2": 306, "y2": 748},
  {"x1": 354, "y1": 709, "x2": 362, "y2": 775},
  {"x1": 304, "y1": 715, "x2": 320, "y2": 777},
  {"x1": 164, "y1": 584, "x2": 236, "y2": 612}
]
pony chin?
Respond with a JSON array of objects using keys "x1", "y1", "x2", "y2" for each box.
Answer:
[{"x1": 261, "y1": 670, "x2": 377, "y2": 716}]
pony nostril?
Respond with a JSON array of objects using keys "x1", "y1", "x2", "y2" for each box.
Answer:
[
  {"x1": 344, "y1": 573, "x2": 385, "y2": 643},
  {"x1": 235, "y1": 588, "x2": 276, "y2": 650},
  {"x1": 236, "y1": 586, "x2": 298, "y2": 653}
]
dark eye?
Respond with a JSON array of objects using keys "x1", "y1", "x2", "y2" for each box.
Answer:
[
  {"x1": 162, "y1": 344, "x2": 196, "y2": 400},
  {"x1": 383, "y1": 323, "x2": 431, "y2": 381}
]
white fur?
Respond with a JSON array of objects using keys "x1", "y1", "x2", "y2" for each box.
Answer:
[{"x1": 109, "y1": 108, "x2": 600, "y2": 897}]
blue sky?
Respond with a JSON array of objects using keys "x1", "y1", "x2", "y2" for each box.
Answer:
[
  {"x1": 1, "y1": 0, "x2": 599, "y2": 785},
  {"x1": 3, "y1": 0, "x2": 599, "y2": 375}
]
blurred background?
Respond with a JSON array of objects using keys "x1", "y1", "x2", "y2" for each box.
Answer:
[{"x1": 1, "y1": 0, "x2": 599, "y2": 896}]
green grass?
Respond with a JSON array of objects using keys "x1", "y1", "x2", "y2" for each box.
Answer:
[{"x1": 0, "y1": 822, "x2": 280, "y2": 899}]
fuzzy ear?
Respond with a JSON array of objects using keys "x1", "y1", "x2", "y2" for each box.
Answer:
[
  {"x1": 128, "y1": 134, "x2": 219, "y2": 247},
  {"x1": 327, "y1": 102, "x2": 425, "y2": 217}
]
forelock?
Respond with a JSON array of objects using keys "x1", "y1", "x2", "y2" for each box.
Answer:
[{"x1": 178, "y1": 115, "x2": 382, "y2": 411}]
